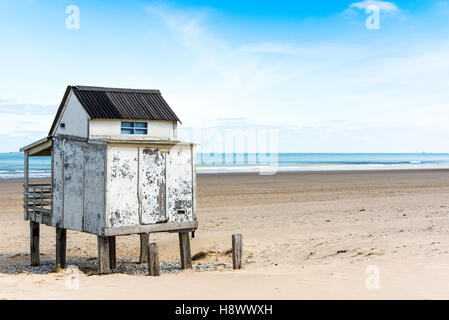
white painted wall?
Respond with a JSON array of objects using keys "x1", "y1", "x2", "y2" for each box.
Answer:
[
  {"x1": 54, "y1": 92, "x2": 89, "y2": 138},
  {"x1": 89, "y1": 119, "x2": 177, "y2": 141},
  {"x1": 106, "y1": 143, "x2": 195, "y2": 228}
]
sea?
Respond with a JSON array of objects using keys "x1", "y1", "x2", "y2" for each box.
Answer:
[{"x1": 2, "y1": 152, "x2": 449, "y2": 179}]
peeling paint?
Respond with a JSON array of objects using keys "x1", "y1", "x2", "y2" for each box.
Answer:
[
  {"x1": 106, "y1": 147, "x2": 140, "y2": 227},
  {"x1": 166, "y1": 146, "x2": 193, "y2": 223},
  {"x1": 140, "y1": 148, "x2": 166, "y2": 224}
]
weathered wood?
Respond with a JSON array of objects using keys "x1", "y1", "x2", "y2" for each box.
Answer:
[
  {"x1": 63, "y1": 141, "x2": 84, "y2": 232},
  {"x1": 232, "y1": 234, "x2": 243, "y2": 270},
  {"x1": 178, "y1": 232, "x2": 192, "y2": 269},
  {"x1": 30, "y1": 221, "x2": 40, "y2": 266},
  {"x1": 97, "y1": 236, "x2": 110, "y2": 273},
  {"x1": 24, "y1": 192, "x2": 52, "y2": 198},
  {"x1": 109, "y1": 236, "x2": 116, "y2": 269},
  {"x1": 83, "y1": 142, "x2": 106, "y2": 234},
  {"x1": 23, "y1": 206, "x2": 52, "y2": 215},
  {"x1": 56, "y1": 226, "x2": 67, "y2": 268},
  {"x1": 140, "y1": 148, "x2": 167, "y2": 224},
  {"x1": 24, "y1": 198, "x2": 52, "y2": 206},
  {"x1": 139, "y1": 233, "x2": 149, "y2": 263},
  {"x1": 147, "y1": 242, "x2": 160, "y2": 276},
  {"x1": 24, "y1": 152, "x2": 29, "y2": 220},
  {"x1": 104, "y1": 221, "x2": 198, "y2": 236}
]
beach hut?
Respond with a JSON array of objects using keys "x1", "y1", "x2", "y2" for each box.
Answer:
[{"x1": 20, "y1": 86, "x2": 197, "y2": 273}]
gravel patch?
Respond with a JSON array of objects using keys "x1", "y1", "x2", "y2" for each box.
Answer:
[{"x1": 0, "y1": 258, "x2": 232, "y2": 275}]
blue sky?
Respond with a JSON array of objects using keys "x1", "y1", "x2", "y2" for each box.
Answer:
[{"x1": 1, "y1": 0, "x2": 449, "y2": 152}]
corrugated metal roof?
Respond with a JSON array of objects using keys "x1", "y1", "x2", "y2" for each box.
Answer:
[
  {"x1": 72, "y1": 86, "x2": 180, "y2": 122},
  {"x1": 49, "y1": 85, "x2": 180, "y2": 135}
]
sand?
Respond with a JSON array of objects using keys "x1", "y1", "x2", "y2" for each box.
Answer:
[{"x1": 1, "y1": 169, "x2": 449, "y2": 299}]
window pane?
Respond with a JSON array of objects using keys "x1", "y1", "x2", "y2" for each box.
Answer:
[
  {"x1": 135, "y1": 122, "x2": 147, "y2": 128},
  {"x1": 135, "y1": 129, "x2": 147, "y2": 135},
  {"x1": 121, "y1": 128, "x2": 134, "y2": 134},
  {"x1": 121, "y1": 122, "x2": 134, "y2": 128}
]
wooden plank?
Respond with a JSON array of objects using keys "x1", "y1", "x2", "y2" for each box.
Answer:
[
  {"x1": 28, "y1": 139, "x2": 52, "y2": 156},
  {"x1": 147, "y1": 242, "x2": 160, "y2": 276},
  {"x1": 108, "y1": 236, "x2": 116, "y2": 269},
  {"x1": 63, "y1": 140, "x2": 84, "y2": 231},
  {"x1": 83, "y1": 142, "x2": 106, "y2": 234},
  {"x1": 24, "y1": 192, "x2": 52, "y2": 198},
  {"x1": 178, "y1": 232, "x2": 192, "y2": 269},
  {"x1": 97, "y1": 236, "x2": 110, "y2": 273},
  {"x1": 30, "y1": 221, "x2": 40, "y2": 266},
  {"x1": 23, "y1": 206, "x2": 52, "y2": 215},
  {"x1": 191, "y1": 145, "x2": 197, "y2": 221},
  {"x1": 232, "y1": 234, "x2": 243, "y2": 270},
  {"x1": 24, "y1": 152, "x2": 29, "y2": 220},
  {"x1": 140, "y1": 148, "x2": 166, "y2": 224},
  {"x1": 139, "y1": 233, "x2": 149, "y2": 264},
  {"x1": 27, "y1": 185, "x2": 52, "y2": 190},
  {"x1": 52, "y1": 138, "x2": 63, "y2": 227},
  {"x1": 24, "y1": 198, "x2": 52, "y2": 206},
  {"x1": 104, "y1": 221, "x2": 198, "y2": 237},
  {"x1": 56, "y1": 226, "x2": 67, "y2": 268},
  {"x1": 106, "y1": 147, "x2": 139, "y2": 228},
  {"x1": 166, "y1": 146, "x2": 194, "y2": 223}
]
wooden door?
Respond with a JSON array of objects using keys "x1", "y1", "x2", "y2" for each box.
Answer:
[{"x1": 139, "y1": 148, "x2": 167, "y2": 224}]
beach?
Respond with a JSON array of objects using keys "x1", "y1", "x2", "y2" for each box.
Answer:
[{"x1": 1, "y1": 169, "x2": 449, "y2": 299}]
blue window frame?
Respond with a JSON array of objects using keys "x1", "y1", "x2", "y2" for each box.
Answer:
[{"x1": 121, "y1": 122, "x2": 148, "y2": 135}]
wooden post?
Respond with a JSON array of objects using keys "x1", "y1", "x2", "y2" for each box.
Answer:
[
  {"x1": 56, "y1": 225, "x2": 67, "y2": 268},
  {"x1": 30, "y1": 221, "x2": 40, "y2": 266},
  {"x1": 24, "y1": 151, "x2": 29, "y2": 220},
  {"x1": 139, "y1": 233, "x2": 149, "y2": 264},
  {"x1": 178, "y1": 232, "x2": 192, "y2": 269},
  {"x1": 109, "y1": 236, "x2": 116, "y2": 269},
  {"x1": 147, "y1": 242, "x2": 160, "y2": 276},
  {"x1": 232, "y1": 234, "x2": 243, "y2": 270},
  {"x1": 97, "y1": 236, "x2": 110, "y2": 273}
]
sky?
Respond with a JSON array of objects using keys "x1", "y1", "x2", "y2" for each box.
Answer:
[{"x1": 1, "y1": 0, "x2": 449, "y2": 153}]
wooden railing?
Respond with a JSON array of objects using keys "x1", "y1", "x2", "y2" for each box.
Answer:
[{"x1": 24, "y1": 184, "x2": 52, "y2": 225}]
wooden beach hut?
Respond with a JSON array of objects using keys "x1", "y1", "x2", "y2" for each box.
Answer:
[{"x1": 20, "y1": 85, "x2": 197, "y2": 273}]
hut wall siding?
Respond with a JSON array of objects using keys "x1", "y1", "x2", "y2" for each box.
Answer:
[
  {"x1": 83, "y1": 142, "x2": 106, "y2": 234},
  {"x1": 106, "y1": 146, "x2": 140, "y2": 228},
  {"x1": 52, "y1": 137, "x2": 106, "y2": 234},
  {"x1": 89, "y1": 119, "x2": 177, "y2": 141},
  {"x1": 62, "y1": 141, "x2": 85, "y2": 231},
  {"x1": 52, "y1": 140, "x2": 64, "y2": 227},
  {"x1": 166, "y1": 146, "x2": 194, "y2": 223},
  {"x1": 54, "y1": 93, "x2": 89, "y2": 138},
  {"x1": 140, "y1": 148, "x2": 167, "y2": 224},
  {"x1": 53, "y1": 138, "x2": 195, "y2": 234},
  {"x1": 106, "y1": 144, "x2": 195, "y2": 229}
]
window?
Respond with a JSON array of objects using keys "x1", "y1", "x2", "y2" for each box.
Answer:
[{"x1": 121, "y1": 122, "x2": 148, "y2": 135}]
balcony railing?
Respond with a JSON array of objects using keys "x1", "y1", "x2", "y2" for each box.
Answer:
[{"x1": 24, "y1": 184, "x2": 52, "y2": 225}]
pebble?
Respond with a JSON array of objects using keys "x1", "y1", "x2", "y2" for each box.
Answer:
[{"x1": 0, "y1": 258, "x2": 233, "y2": 276}]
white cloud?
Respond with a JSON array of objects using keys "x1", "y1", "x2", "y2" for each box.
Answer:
[{"x1": 350, "y1": 1, "x2": 399, "y2": 12}]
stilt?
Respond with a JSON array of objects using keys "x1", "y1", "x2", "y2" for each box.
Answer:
[
  {"x1": 139, "y1": 233, "x2": 149, "y2": 264},
  {"x1": 30, "y1": 221, "x2": 40, "y2": 266},
  {"x1": 109, "y1": 236, "x2": 116, "y2": 269},
  {"x1": 56, "y1": 225, "x2": 67, "y2": 268},
  {"x1": 232, "y1": 234, "x2": 243, "y2": 269},
  {"x1": 147, "y1": 242, "x2": 160, "y2": 276},
  {"x1": 97, "y1": 235, "x2": 110, "y2": 273},
  {"x1": 178, "y1": 232, "x2": 192, "y2": 269}
]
